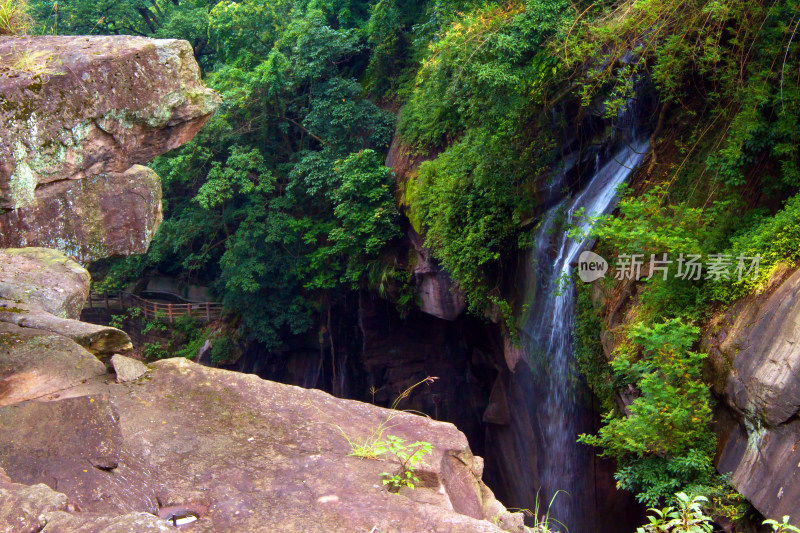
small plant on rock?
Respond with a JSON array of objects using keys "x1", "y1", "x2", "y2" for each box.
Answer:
[
  {"x1": 530, "y1": 490, "x2": 568, "y2": 533},
  {"x1": 343, "y1": 421, "x2": 391, "y2": 460},
  {"x1": 637, "y1": 493, "x2": 713, "y2": 533},
  {"x1": 764, "y1": 516, "x2": 800, "y2": 533},
  {"x1": 380, "y1": 435, "x2": 432, "y2": 491}
]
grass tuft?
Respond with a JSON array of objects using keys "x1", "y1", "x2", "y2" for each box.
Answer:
[{"x1": 0, "y1": 0, "x2": 31, "y2": 36}]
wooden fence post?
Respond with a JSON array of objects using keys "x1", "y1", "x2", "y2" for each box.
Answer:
[
  {"x1": 205, "y1": 302, "x2": 211, "y2": 321},
  {"x1": 168, "y1": 303, "x2": 173, "y2": 323},
  {"x1": 104, "y1": 292, "x2": 109, "y2": 311}
]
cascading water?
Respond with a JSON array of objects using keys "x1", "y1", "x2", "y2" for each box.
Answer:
[{"x1": 520, "y1": 139, "x2": 648, "y2": 532}]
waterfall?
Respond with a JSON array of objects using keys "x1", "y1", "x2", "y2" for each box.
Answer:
[{"x1": 520, "y1": 139, "x2": 648, "y2": 531}]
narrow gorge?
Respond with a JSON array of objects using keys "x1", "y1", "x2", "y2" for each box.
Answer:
[{"x1": 2, "y1": 0, "x2": 800, "y2": 532}]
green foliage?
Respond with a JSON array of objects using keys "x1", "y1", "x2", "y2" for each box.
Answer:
[
  {"x1": 764, "y1": 516, "x2": 800, "y2": 533},
  {"x1": 141, "y1": 311, "x2": 168, "y2": 334},
  {"x1": 209, "y1": 335, "x2": 238, "y2": 364},
  {"x1": 142, "y1": 341, "x2": 170, "y2": 360},
  {"x1": 574, "y1": 284, "x2": 617, "y2": 412},
  {"x1": 398, "y1": 0, "x2": 568, "y2": 148},
  {"x1": 194, "y1": 146, "x2": 274, "y2": 210},
  {"x1": 109, "y1": 314, "x2": 125, "y2": 330},
  {"x1": 579, "y1": 319, "x2": 717, "y2": 506},
  {"x1": 412, "y1": 131, "x2": 536, "y2": 313},
  {"x1": 588, "y1": 186, "x2": 706, "y2": 257},
  {"x1": 363, "y1": 0, "x2": 404, "y2": 96},
  {"x1": 709, "y1": 193, "x2": 800, "y2": 303},
  {"x1": 396, "y1": 0, "x2": 571, "y2": 314},
  {"x1": 366, "y1": 257, "x2": 417, "y2": 317},
  {"x1": 637, "y1": 492, "x2": 714, "y2": 533},
  {"x1": 379, "y1": 435, "x2": 433, "y2": 491},
  {"x1": 561, "y1": 0, "x2": 800, "y2": 193},
  {"x1": 323, "y1": 149, "x2": 402, "y2": 286},
  {"x1": 170, "y1": 314, "x2": 209, "y2": 359}
]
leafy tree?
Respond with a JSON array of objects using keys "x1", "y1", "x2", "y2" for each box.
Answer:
[
  {"x1": 579, "y1": 319, "x2": 717, "y2": 506},
  {"x1": 89, "y1": 0, "x2": 403, "y2": 353},
  {"x1": 29, "y1": 0, "x2": 218, "y2": 62}
]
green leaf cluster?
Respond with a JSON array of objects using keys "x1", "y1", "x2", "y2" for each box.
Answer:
[
  {"x1": 579, "y1": 319, "x2": 717, "y2": 506},
  {"x1": 379, "y1": 435, "x2": 433, "y2": 491},
  {"x1": 637, "y1": 492, "x2": 714, "y2": 533},
  {"x1": 398, "y1": 0, "x2": 568, "y2": 314}
]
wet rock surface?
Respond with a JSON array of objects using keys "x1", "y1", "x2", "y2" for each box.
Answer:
[{"x1": 703, "y1": 267, "x2": 800, "y2": 524}]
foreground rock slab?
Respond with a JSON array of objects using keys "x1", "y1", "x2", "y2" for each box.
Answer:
[
  {"x1": 0, "y1": 396, "x2": 159, "y2": 515},
  {"x1": 0, "y1": 322, "x2": 107, "y2": 406},
  {"x1": 0, "y1": 356, "x2": 527, "y2": 532}
]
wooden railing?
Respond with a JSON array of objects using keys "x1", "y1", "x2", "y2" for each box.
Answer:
[{"x1": 87, "y1": 292, "x2": 223, "y2": 323}]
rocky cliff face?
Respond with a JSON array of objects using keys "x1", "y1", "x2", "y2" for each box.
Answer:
[
  {"x1": 702, "y1": 266, "x2": 800, "y2": 525},
  {"x1": 0, "y1": 36, "x2": 220, "y2": 261},
  {"x1": 0, "y1": 248, "x2": 131, "y2": 408}
]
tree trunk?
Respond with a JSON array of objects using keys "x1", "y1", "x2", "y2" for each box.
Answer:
[{"x1": 136, "y1": 8, "x2": 157, "y2": 33}]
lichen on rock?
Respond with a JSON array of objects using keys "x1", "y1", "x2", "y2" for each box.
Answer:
[{"x1": 0, "y1": 36, "x2": 220, "y2": 260}]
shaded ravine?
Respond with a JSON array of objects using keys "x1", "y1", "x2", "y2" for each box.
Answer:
[{"x1": 520, "y1": 139, "x2": 648, "y2": 531}]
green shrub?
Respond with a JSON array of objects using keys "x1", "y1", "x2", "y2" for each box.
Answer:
[
  {"x1": 709, "y1": 193, "x2": 800, "y2": 303},
  {"x1": 764, "y1": 516, "x2": 800, "y2": 533},
  {"x1": 637, "y1": 492, "x2": 713, "y2": 533},
  {"x1": 142, "y1": 342, "x2": 170, "y2": 361},
  {"x1": 579, "y1": 319, "x2": 717, "y2": 506}
]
